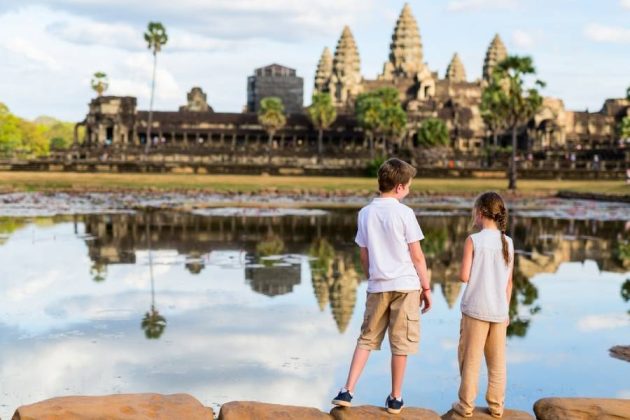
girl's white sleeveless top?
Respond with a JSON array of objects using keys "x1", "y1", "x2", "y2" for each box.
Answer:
[{"x1": 460, "y1": 229, "x2": 514, "y2": 323}]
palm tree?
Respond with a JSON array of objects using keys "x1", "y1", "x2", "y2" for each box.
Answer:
[
  {"x1": 355, "y1": 88, "x2": 406, "y2": 156},
  {"x1": 379, "y1": 105, "x2": 407, "y2": 153},
  {"x1": 491, "y1": 55, "x2": 545, "y2": 190},
  {"x1": 141, "y1": 213, "x2": 167, "y2": 339},
  {"x1": 143, "y1": 22, "x2": 168, "y2": 154},
  {"x1": 417, "y1": 118, "x2": 449, "y2": 147},
  {"x1": 257, "y1": 97, "x2": 287, "y2": 163},
  {"x1": 307, "y1": 93, "x2": 337, "y2": 164},
  {"x1": 480, "y1": 81, "x2": 508, "y2": 147},
  {"x1": 355, "y1": 94, "x2": 383, "y2": 158},
  {"x1": 90, "y1": 72, "x2": 109, "y2": 97}
]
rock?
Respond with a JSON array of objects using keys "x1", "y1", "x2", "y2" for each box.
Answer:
[
  {"x1": 331, "y1": 405, "x2": 440, "y2": 419},
  {"x1": 441, "y1": 407, "x2": 533, "y2": 419},
  {"x1": 533, "y1": 397, "x2": 630, "y2": 420},
  {"x1": 12, "y1": 393, "x2": 213, "y2": 420},
  {"x1": 218, "y1": 401, "x2": 332, "y2": 420},
  {"x1": 609, "y1": 345, "x2": 630, "y2": 363}
]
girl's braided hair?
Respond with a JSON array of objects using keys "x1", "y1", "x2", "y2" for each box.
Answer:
[{"x1": 474, "y1": 192, "x2": 511, "y2": 266}]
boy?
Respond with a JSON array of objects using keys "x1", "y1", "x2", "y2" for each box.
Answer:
[{"x1": 331, "y1": 158, "x2": 432, "y2": 414}]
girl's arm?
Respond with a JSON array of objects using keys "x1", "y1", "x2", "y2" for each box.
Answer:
[
  {"x1": 359, "y1": 247, "x2": 369, "y2": 279},
  {"x1": 459, "y1": 236, "x2": 473, "y2": 283},
  {"x1": 506, "y1": 265, "x2": 513, "y2": 305}
]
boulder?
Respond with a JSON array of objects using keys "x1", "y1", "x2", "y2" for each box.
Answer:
[
  {"x1": 12, "y1": 393, "x2": 213, "y2": 420},
  {"x1": 218, "y1": 401, "x2": 332, "y2": 420},
  {"x1": 533, "y1": 398, "x2": 630, "y2": 420},
  {"x1": 331, "y1": 405, "x2": 440, "y2": 419},
  {"x1": 609, "y1": 345, "x2": 630, "y2": 363},
  {"x1": 441, "y1": 407, "x2": 533, "y2": 419}
]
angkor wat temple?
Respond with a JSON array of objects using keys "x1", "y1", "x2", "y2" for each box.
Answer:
[{"x1": 76, "y1": 3, "x2": 629, "y2": 161}]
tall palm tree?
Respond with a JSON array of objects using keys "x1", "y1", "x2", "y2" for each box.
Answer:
[
  {"x1": 257, "y1": 97, "x2": 286, "y2": 163},
  {"x1": 307, "y1": 93, "x2": 337, "y2": 164},
  {"x1": 491, "y1": 55, "x2": 545, "y2": 190},
  {"x1": 141, "y1": 213, "x2": 167, "y2": 339},
  {"x1": 90, "y1": 72, "x2": 109, "y2": 97},
  {"x1": 143, "y1": 22, "x2": 168, "y2": 154},
  {"x1": 355, "y1": 95, "x2": 383, "y2": 158}
]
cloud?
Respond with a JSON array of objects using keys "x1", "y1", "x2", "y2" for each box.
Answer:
[
  {"x1": 577, "y1": 313, "x2": 630, "y2": 332},
  {"x1": 584, "y1": 23, "x2": 630, "y2": 44},
  {"x1": 1, "y1": 37, "x2": 62, "y2": 71},
  {"x1": 3, "y1": 0, "x2": 376, "y2": 42},
  {"x1": 512, "y1": 30, "x2": 535, "y2": 48},
  {"x1": 447, "y1": 0, "x2": 518, "y2": 12},
  {"x1": 621, "y1": 0, "x2": 630, "y2": 10}
]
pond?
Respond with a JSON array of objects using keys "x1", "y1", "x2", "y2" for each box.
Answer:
[{"x1": 0, "y1": 206, "x2": 629, "y2": 417}]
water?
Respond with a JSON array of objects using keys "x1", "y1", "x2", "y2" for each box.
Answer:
[{"x1": 0, "y1": 210, "x2": 628, "y2": 417}]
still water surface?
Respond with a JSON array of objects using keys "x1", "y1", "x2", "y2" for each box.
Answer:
[{"x1": 0, "y1": 209, "x2": 628, "y2": 417}]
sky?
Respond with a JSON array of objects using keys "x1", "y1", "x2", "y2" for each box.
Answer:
[{"x1": 0, "y1": 0, "x2": 628, "y2": 122}]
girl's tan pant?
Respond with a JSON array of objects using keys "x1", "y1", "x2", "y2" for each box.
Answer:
[{"x1": 455, "y1": 314, "x2": 507, "y2": 417}]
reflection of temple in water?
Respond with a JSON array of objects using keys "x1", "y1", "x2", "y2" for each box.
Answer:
[{"x1": 245, "y1": 264, "x2": 301, "y2": 297}]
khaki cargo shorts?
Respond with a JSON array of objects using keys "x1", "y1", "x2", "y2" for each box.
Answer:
[{"x1": 357, "y1": 290, "x2": 421, "y2": 355}]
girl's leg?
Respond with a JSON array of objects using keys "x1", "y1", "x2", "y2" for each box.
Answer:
[
  {"x1": 344, "y1": 346, "x2": 371, "y2": 392},
  {"x1": 456, "y1": 315, "x2": 490, "y2": 417},
  {"x1": 485, "y1": 321, "x2": 507, "y2": 417},
  {"x1": 391, "y1": 354, "x2": 407, "y2": 398}
]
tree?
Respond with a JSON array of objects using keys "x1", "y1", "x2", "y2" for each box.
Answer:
[
  {"x1": 90, "y1": 72, "x2": 109, "y2": 96},
  {"x1": 257, "y1": 97, "x2": 287, "y2": 163},
  {"x1": 417, "y1": 118, "x2": 449, "y2": 148},
  {"x1": 0, "y1": 103, "x2": 22, "y2": 156},
  {"x1": 355, "y1": 88, "x2": 407, "y2": 157},
  {"x1": 143, "y1": 22, "x2": 168, "y2": 153},
  {"x1": 480, "y1": 81, "x2": 508, "y2": 147},
  {"x1": 626, "y1": 85, "x2": 630, "y2": 101},
  {"x1": 18, "y1": 119, "x2": 48, "y2": 156},
  {"x1": 491, "y1": 55, "x2": 545, "y2": 190},
  {"x1": 619, "y1": 116, "x2": 630, "y2": 140},
  {"x1": 307, "y1": 93, "x2": 337, "y2": 164},
  {"x1": 142, "y1": 307, "x2": 167, "y2": 339}
]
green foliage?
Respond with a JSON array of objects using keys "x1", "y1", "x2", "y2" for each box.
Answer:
[
  {"x1": 480, "y1": 80, "x2": 508, "y2": 140},
  {"x1": 417, "y1": 118, "x2": 449, "y2": 148},
  {"x1": 91, "y1": 71, "x2": 109, "y2": 96},
  {"x1": 258, "y1": 97, "x2": 287, "y2": 137},
  {"x1": 144, "y1": 22, "x2": 168, "y2": 53},
  {"x1": 366, "y1": 156, "x2": 386, "y2": 177},
  {"x1": 307, "y1": 93, "x2": 337, "y2": 130},
  {"x1": 256, "y1": 233, "x2": 285, "y2": 257},
  {"x1": 420, "y1": 226, "x2": 448, "y2": 257},
  {"x1": 309, "y1": 237, "x2": 336, "y2": 272},
  {"x1": 355, "y1": 88, "x2": 407, "y2": 154},
  {"x1": 618, "y1": 116, "x2": 630, "y2": 140},
  {"x1": 626, "y1": 86, "x2": 630, "y2": 101},
  {"x1": 0, "y1": 103, "x2": 22, "y2": 155},
  {"x1": 141, "y1": 307, "x2": 167, "y2": 339}
]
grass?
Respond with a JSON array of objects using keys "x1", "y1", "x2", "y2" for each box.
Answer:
[{"x1": 0, "y1": 171, "x2": 627, "y2": 197}]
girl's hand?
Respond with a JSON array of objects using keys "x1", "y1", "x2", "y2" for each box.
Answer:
[{"x1": 420, "y1": 289, "x2": 432, "y2": 314}]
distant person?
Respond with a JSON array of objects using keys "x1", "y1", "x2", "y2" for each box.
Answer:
[
  {"x1": 331, "y1": 158, "x2": 432, "y2": 415},
  {"x1": 452, "y1": 192, "x2": 514, "y2": 418}
]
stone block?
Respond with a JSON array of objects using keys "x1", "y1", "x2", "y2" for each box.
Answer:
[
  {"x1": 12, "y1": 393, "x2": 213, "y2": 420},
  {"x1": 533, "y1": 397, "x2": 630, "y2": 420},
  {"x1": 441, "y1": 407, "x2": 533, "y2": 419},
  {"x1": 331, "y1": 405, "x2": 441, "y2": 420},
  {"x1": 218, "y1": 401, "x2": 332, "y2": 420}
]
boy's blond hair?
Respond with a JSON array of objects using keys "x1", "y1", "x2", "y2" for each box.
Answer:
[{"x1": 377, "y1": 158, "x2": 417, "y2": 192}]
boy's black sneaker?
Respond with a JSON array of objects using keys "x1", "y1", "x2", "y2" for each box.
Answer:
[
  {"x1": 331, "y1": 389, "x2": 353, "y2": 407},
  {"x1": 386, "y1": 395, "x2": 404, "y2": 414}
]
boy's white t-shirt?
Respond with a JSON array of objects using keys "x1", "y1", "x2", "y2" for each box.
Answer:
[{"x1": 355, "y1": 197, "x2": 424, "y2": 292}]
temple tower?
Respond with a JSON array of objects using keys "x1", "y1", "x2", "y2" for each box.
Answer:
[
  {"x1": 446, "y1": 53, "x2": 467, "y2": 82},
  {"x1": 380, "y1": 3, "x2": 425, "y2": 80},
  {"x1": 329, "y1": 26, "x2": 362, "y2": 107},
  {"x1": 314, "y1": 47, "x2": 333, "y2": 94},
  {"x1": 483, "y1": 34, "x2": 508, "y2": 82}
]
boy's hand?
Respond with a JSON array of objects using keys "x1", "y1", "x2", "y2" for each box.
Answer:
[{"x1": 420, "y1": 289, "x2": 432, "y2": 314}]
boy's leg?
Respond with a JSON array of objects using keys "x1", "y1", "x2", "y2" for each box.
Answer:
[
  {"x1": 455, "y1": 315, "x2": 489, "y2": 417},
  {"x1": 391, "y1": 354, "x2": 407, "y2": 398},
  {"x1": 484, "y1": 321, "x2": 507, "y2": 417},
  {"x1": 344, "y1": 346, "x2": 371, "y2": 392}
]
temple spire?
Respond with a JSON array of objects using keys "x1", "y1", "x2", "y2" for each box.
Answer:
[
  {"x1": 483, "y1": 34, "x2": 508, "y2": 81},
  {"x1": 380, "y1": 3, "x2": 424, "y2": 80},
  {"x1": 314, "y1": 47, "x2": 333, "y2": 93},
  {"x1": 330, "y1": 26, "x2": 362, "y2": 106},
  {"x1": 446, "y1": 53, "x2": 467, "y2": 82}
]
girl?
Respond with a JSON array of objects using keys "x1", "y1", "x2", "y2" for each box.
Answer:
[{"x1": 453, "y1": 192, "x2": 514, "y2": 418}]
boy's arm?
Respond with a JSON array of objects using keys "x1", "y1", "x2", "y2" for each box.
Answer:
[
  {"x1": 459, "y1": 236, "x2": 473, "y2": 283},
  {"x1": 408, "y1": 241, "x2": 430, "y2": 290},
  {"x1": 359, "y1": 247, "x2": 369, "y2": 279}
]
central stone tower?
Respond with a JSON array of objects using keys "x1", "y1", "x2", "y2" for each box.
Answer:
[{"x1": 380, "y1": 3, "x2": 425, "y2": 80}]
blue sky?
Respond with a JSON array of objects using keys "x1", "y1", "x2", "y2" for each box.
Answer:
[{"x1": 0, "y1": 0, "x2": 628, "y2": 121}]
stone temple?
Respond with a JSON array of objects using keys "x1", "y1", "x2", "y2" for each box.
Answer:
[{"x1": 76, "y1": 3, "x2": 629, "y2": 160}]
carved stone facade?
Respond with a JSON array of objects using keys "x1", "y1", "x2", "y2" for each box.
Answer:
[{"x1": 180, "y1": 87, "x2": 212, "y2": 112}]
